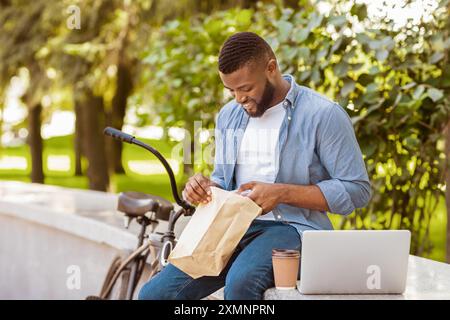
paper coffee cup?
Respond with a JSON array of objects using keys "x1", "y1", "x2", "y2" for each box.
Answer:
[{"x1": 272, "y1": 249, "x2": 300, "y2": 290}]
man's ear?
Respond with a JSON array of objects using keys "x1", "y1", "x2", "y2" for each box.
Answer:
[{"x1": 266, "y1": 58, "x2": 278, "y2": 74}]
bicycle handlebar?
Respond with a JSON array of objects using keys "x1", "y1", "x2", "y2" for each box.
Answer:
[{"x1": 104, "y1": 127, "x2": 196, "y2": 215}]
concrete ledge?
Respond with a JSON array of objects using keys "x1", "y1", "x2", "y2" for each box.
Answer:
[
  {"x1": 0, "y1": 214, "x2": 120, "y2": 299},
  {"x1": 0, "y1": 181, "x2": 190, "y2": 299},
  {"x1": 0, "y1": 181, "x2": 190, "y2": 251},
  {"x1": 0, "y1": 181, "x2": 137, "y2": 250}
]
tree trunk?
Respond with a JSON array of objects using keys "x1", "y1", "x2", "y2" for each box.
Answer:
[
  {"x1": 0, "y1": 106, "x2": 3, "y2": 149},
  {"x1": 28, "y1": 103, "x2": 44, "y2": 183},
  {"x1": 80, "y1": 89, "x2": 110, "y2": 191},
  {"x1": 108, "y1": 61, "x2": 132, "y2": 174},
  {"x1": 182, "y1": 121, "x2": 195, "y2": 180},
  {"x1": 74, "y1": 96, "x2": 84, "y2": 176},
  {"x1": 445, "y1": 121, "x2": 450, "y2": 263}
]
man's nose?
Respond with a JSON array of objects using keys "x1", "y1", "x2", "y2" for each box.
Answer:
[{"x1": 235, "y1": 93, "x2": 248, "y2": 104}]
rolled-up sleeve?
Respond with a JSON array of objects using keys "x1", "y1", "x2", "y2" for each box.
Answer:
[{"x1": 316, "y1": 103, "x2": 371, "y2": 215}]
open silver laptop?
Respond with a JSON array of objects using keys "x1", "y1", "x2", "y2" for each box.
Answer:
[{"x1": 298, "y1": 230, "x2": 411, "y2": 295}]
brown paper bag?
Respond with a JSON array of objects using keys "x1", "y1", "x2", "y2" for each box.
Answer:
[{"x1": 168, "y1": 186, "x2": 262, "y2": 279}]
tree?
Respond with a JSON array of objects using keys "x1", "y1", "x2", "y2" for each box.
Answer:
[
  {"x1": 44, "y1": 0, "x2": 117, "y2": 191},
  {"x1": 0, "y1": 0, "x2": 64, "y2": 183},
  {"x1": 105, "y1": 0, "x2": 138, "y2": 175}
]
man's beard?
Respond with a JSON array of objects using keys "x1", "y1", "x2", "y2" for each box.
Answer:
[{"x1": 244, "y1": 79, "x2": 275, "y2": 118}]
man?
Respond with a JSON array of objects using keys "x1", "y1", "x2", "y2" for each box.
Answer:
[{"x1": 138, "y1": 32, "x2": 371, "y2": 300}]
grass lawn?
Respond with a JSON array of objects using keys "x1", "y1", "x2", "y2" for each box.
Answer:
[{"x1": 0, "y1": 134, "x2": 447, "y2": 262}]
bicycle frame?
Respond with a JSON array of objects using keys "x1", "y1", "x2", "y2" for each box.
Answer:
[{"x1": 99, "y1": 206, "x2": 187, "y2": 299}]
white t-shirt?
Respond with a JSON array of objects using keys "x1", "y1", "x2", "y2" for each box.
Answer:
[{"x1": 234, "y1": 101, "x2": 285, "y2": 220}]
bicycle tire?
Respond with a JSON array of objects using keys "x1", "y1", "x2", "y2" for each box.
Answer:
[
  {"x1": 117, "y1": 268, "x2": 131, "y2": 300},
  {"x1": 132, "y1": 246, "x2": 151, "y2": 290},
  {"x1": 93, "y1": 239, "x2": 165, "y2": 300},
  {"x1": 100, "y1": 255, "x2": 121, "y2": 295},
  {"x1": 99, "y1": 251, "x2": 133, "y2": 300}
]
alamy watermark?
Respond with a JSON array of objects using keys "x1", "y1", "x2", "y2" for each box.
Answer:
[
  {"x1": 168, "y1": 120, "x2": 282, "y2": 167},
  {"x1": 66, "y1": 265, "x2": 81, "y2": 290},
  {"x1": 366, "y1": 264, "x2": 381, "y2": 290},
  {"x1": 66, "y1": 5, "x2": 81, "y2": 30}
]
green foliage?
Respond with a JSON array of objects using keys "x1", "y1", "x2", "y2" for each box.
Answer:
[
  {"x1": 139, "y1": 0, "x2": 450, "y2": 256},
  {"x1": 140, "y1": 8, "x2": 253, "y2": 128},
  {"x1": 0, "y1": 0, "x2": 65, "y2": 107}
]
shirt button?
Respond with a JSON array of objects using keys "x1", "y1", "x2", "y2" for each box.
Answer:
[
  {"x1": 283, "y1": 101, "x2": 289, "y2": 106},
  {"x1": 277, "y1": 215, "x2": 282, "y2": 219},
  {"x1": 288, "y1": 116, "x2": 292, "y2": 121}
]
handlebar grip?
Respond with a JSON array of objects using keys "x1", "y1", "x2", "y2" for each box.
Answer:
[{"x1": 104, "y1": 127, "x2": 135, "y2": 143}]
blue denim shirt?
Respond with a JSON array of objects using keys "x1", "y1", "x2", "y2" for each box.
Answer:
[{"x1": 210, "y1": 74, "x2": 371, "y2": 236}]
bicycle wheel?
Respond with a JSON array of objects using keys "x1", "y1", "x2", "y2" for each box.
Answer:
[{"x1": 99, "y1": 251, "x2": 133, "y2": 300}]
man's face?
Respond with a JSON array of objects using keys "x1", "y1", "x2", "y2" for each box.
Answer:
[{"x1": 219, "y1": 61, "x2": 276, "y2": 118}]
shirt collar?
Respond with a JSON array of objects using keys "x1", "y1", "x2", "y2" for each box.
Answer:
[{"x1": 282, "y1": 74, "x2": 298, "y2": 108}]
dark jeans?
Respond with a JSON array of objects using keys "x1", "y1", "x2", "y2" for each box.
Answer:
[{"x1": 138, "y1": 220, "x2": 305, "y2": 300}]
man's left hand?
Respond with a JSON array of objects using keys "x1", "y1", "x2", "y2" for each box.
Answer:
[{"x1": 237, "y1": 181, "x2": 284, "y2": 214}]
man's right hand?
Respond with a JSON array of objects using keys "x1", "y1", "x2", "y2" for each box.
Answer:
[{"x1": 182, "y1": 173, "x2": 217, "y2": 205}]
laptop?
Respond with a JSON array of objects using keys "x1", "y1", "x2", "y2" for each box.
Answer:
[{"x1": 298, "y1": 230, "x2": 411, "y2": 295}]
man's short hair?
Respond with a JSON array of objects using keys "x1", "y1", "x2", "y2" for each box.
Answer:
[{"x1": 218, "y1": 32, "x2": 275, "y2": 74}]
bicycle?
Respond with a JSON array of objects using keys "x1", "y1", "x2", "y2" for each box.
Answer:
[{"x1": 86, "y1": 127, "x2": 196, "y2": 300}]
